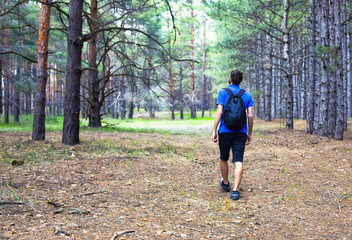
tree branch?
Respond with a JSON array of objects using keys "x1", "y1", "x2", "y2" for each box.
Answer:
[{"x1": 0, "y1": 51, "x2": 37, "y2": 63}]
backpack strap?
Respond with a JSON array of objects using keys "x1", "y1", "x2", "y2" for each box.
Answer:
[
  {"x1": 236, "y1": 89, "x2": 246, "y2": 97},
  {"x1": 223, "y1": 88, "x2": 245, "y2": 97},
  {"x1": 223, "y1": 88, "x2": 233, "y2": 97}
]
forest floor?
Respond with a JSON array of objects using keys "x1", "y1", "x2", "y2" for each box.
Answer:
[{"x1": 1, "y1": 119, "x2": 352, "y2": 239}]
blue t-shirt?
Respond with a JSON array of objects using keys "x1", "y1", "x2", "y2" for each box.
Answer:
[{"x1": 216, "y1": 84, "x2": 254, "y2": 134}]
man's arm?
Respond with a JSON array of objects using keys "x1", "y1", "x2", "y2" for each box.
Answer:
[
  {"x1": 212, "y1": 104, "x2": 223, "y2": 142},
  {"x1": 246, "y1": 106, "x2": 253, "y2": 145}
]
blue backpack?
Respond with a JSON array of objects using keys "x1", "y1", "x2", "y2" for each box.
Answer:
[{"x1": 223, "y1": 88, "x2": 246, "y2": 130}]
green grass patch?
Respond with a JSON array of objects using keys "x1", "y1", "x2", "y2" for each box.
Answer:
[{"x1": 0, "y1": 113, "x2": 214, "y2": 134}]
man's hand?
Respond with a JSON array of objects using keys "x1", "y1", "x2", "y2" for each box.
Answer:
[
  {"x1": 212, "y1": 131, "x2": 218, "y2": 143},
  {"x1": 246, "y1": 133, "x2": 252, "y2": 145}
]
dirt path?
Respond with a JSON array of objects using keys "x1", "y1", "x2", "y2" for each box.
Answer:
[{"x1": 1, "y1": 119, "x2": 352, "y2": 239}]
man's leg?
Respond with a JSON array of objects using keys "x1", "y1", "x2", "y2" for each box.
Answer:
[
  {"x1": 233, "y1": 162, "x2": 243, "y2": 191},
  {"x1": 219, "y1": 159, "x2": 229, "y2": 184}
]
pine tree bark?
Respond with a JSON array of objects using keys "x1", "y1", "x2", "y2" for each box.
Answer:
[
  {"x1": 264, "y1": 33, "x2": 272, "y2": 122},
  {"x1": 0, "y1": 50, "x2": 2, "y2": 115},
  {"x1": 128, "y1": 76, "x2": 136, "y2": 119},
  {"x1": 190, "y1": 4, "x2": 196, "y2": 119},
  {"x1": 32, "y1": 0, "x2": 52, "y2": 140},
  {"x1": 327, "y1": 0, "x2": 336, "y2": 138},
  {"x1": 307, "y1": 0, "x2": 316, "y2": 133},
  {"x1": 201, "y1": 19, "x2": 207, "y2": 118},
  {"x1": 14, "y1": 57, "x2": 21, "y2": 122},
  {"x1": 319, "y1": 0, "x2": 329, "y2": 136},
  {"x1": 62, "y1": 0, "x2": 84, "y2": 145},
  {"x1": 168, "y1": 38, "x2": 175, "y2": 120},
  {"x1": 342, "y1": 0, "x2": 348, "y2": 129},
  {"x1": 146, "y1": 57, "x2": 155, "y2": 118},
  {"x1": 334, "y1": 0, "x2": 344, "y2": 140},
  {"x1": 88, "y1": 0, "x2": 101, "y2": 127},
  {"x1": 282, "y1": 0, "x2": 293, "y2": 129},
  {"x1": 178, "y1": 31, "x2": 184, "y2": 120},
  {"x1": 347, "y1": 29, "x2": 352, "y2": 119}
]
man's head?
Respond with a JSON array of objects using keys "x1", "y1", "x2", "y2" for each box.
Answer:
[{"x1": 228, "y1": 69, "x2": 243, "y2": 85}]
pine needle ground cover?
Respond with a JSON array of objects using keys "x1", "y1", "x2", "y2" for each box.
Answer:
[{"x1": 0, "y1": 119, "x2": 352, "y2": 239}]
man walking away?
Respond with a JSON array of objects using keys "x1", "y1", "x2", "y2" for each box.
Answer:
[{"x1": 212, "y1": 69, "x2": 254, "y2": 200}]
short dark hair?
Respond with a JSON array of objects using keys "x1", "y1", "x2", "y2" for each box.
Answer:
[{"x1": 230, "y1": 70, "x2": 243, "y2": 85}]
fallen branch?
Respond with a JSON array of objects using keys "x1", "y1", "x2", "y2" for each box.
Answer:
[
  {"x1": 47, "y1": 201, "x2": 64, "y2": 207},
  {"x1": 0, "y1": 201, "x2": 25, "y2": 205},
  {"x1": 78, "y1": 190, "x2": 107, "y2": 197},
  {"x1": 53, "y1": 226, "x2": 70, "y2": 236},
  {"x1": 336, "y1": 193, "x2": 352, "y2": 213},
  {"x1": 110, "y1": 230, "x2": 135, "y2": 240},
  {"x1": 68, "y1": 208, "x2": 90, "y2": 215},
  {"x1": 53, "y1": 208, "x2": 64, "y2": 214}
]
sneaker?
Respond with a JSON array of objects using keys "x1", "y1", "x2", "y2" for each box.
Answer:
[
  {"x1": 230, "y1": 191, "x2": 240, "y2": 200},
  {"x1": 219, "y1": 178, "x2": 231, "y2": 192}
]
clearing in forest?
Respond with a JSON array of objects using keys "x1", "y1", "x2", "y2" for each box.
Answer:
[{"x1": 0, "y1": 119, "x2": 352, "y2": 239}]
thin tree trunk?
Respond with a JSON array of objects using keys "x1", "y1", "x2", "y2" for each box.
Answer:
[
  {"x1": 4, "y1": 76, "x2": 9, "y2": 124},
  {"x1": 342, "y1": 0, "x2": 348, "y2": 129},
  {"x1": 0, "y1": 51, "x2": 2, "y2": 115},
  {"x1": 47, "y1": 69, "x2": 52, "y2": 116},
  {"x1": 282, "y1": 0, "x2": 293, "y2": 129},
  {"x1": 32, "y1": 0, "x2": 52, "y2": 140},
  {"x1": 168, "y1": 37, "x2": 174, "y2": 120},
  {"x1": 128, "y1": 76, "x2": 136, "y2": 119},
  {"x1": 334, "y1": 0, "x2": 344, "y2": 140},
  {"x1": 62, "y1": 0, "x2": 84, "y2": 145},
  {"x1": 14, "y1": 57, "x2": 20, "y2": 122},
  {"x1": 347, "y1": 29, "x2": 352, "y2": 119},
  {"x1": 179, "y1": 31, "x2": 184, "y2": 120},
  {"x1": 88, "y1": 0, "x2": 101, "y2": 127},
  {"x1": 327, "y1": 0, "x2": 336, "y2": 138},
  {"x1": 201, "y1": 19, "x2": 207, "y2": 118},
  {"x1": 318, "y1": 0, "x2": 329, "y2": 136},
  {"x1": 264, "y1": 32, "x2": 272, "y2": 122},
  {"x1": 307, "y1": 0, "x2": 316, "y2": 133},
  {"x1": 146, "y1": 57, "x2": 154, "y2": 118},
  {"x1": 190, "y1": 3, "x2": 196, "y2": 119}
]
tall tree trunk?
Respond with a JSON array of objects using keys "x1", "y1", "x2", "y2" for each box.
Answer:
[
  {"x1": 272, "y1": 50, "x2": 278, "y2": 118},
  {"x1": 190, "y1": 4, "x2": 196, "y2": 119},
  {"x1": 120, "y1": 70, "x2": 126, "y2": 119},
  {"x1": 342, "y1": 0, "x2": 348, "y2": 129},
  {"x1": 47, "y1": 69, "x2": 52, "y2": 116},
  {"x1": 178, "y1": 31, "x2": 184, "y2": 120},
  {"x1": 62, "y1": 0, "x2": 84, "y2": 145},
  {"x1": 0, "y1": 1, "x2": 4, "y2": 115},
  {"x1": 14, "y1": 57, "x2": 20, "y2": 122},
  {"x1": 146, "y1": 57, "x2": 154, "y2": 118},
  {"x1": 282, "y1": 0, "x2": 293, "y2": 129},
  {"x1": 319, "y1": 0, "x2": 329, "y2": 136},
  {"x1": 26, "y1": 90, "x2": 31, "y2": 115},
  {"x1": 168, "y1": 38, "x2": 175, "y2": 120},
  {"x1": 0, "y1": 50, "x2": 2, "y2": 115},
  {"x1": 264, "y1": 33, "x2": 272, "y2": 122},
  {"x1": 201, "y1": 19, "x2": 207, "y2": 118},
  {"x1": 88, "y1": 0, "x2": 101, "y2": 127},
  {"x1": 4, "y1": 76, "x2": 9, "y2": 124},
  {"x1": 347, "y1": 28, "x2": 352, "y2": 119},
  {"x1": 301, "y1": 41, "x2": 307, "y2": 119},
  {"x1": 255, "y1": 33, "x2": 262, "y2": 118},
  {"x1": 307, "y1": 0, "x2": 316, "y2": 133},
  {"x1": 32, "y1": 0, "x2": 52, "y2": 140},
  {"x1": 3, "y1": 0, "x2": 9, "y2": 123},
  {"x1": 327, "y1": 0, "x2": 336, "y2": 138},
  {"x1": 334, "y1": 0, "x2": 344, "y2": 140},
  {"x1": 128, "y1": 76, "x2": 136, "y2": 119}
]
